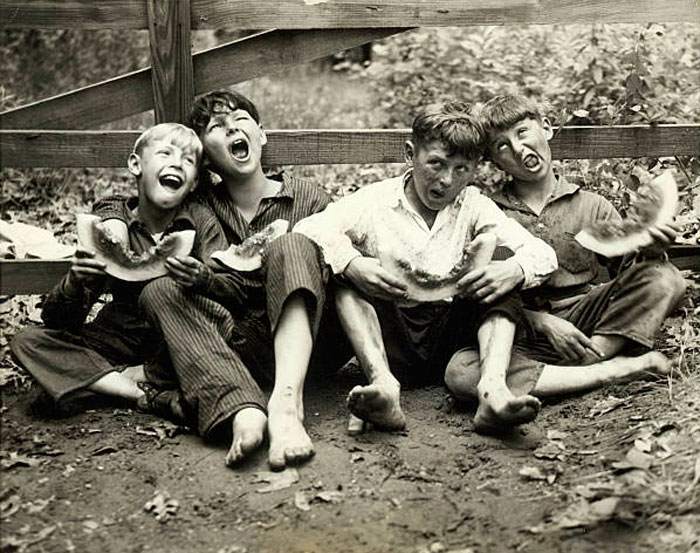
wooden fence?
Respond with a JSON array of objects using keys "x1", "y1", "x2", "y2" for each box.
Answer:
[{"x1": 1, "y1": 0, "x2": 699, "y2": 294}]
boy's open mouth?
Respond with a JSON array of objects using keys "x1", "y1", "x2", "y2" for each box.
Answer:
[
  {"x1": 230, "y1": 138, "x2": 250, "y2": 161},
  {"x1": 523, "y1": 154, "x2": 540, "y2": 170},
  {"x1": 159, "y1": 174, "x2": 183, "y2": 191}
]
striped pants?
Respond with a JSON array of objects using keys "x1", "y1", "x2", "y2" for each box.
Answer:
[{"x1": 139, "y1": 233, "x2": 328, "y2": 437}]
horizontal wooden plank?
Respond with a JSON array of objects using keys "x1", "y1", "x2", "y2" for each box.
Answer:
[
  {"x1": 3, "y1": 246, "x2": 697, "y2": 296},
  {"x1": 1, "y1": 126, "x2": 699, "y2": 168},
  {"x1": 2, "y1": 0, "x2": 698, "y2": 29},
  {"x1": 0, "y1": 28, "x2": 403, "y2": 130},
  {"x1": 0, "y1": 260, "x2": 69, "y2": 295}
]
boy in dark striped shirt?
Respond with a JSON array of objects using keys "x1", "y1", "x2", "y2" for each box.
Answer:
[{"x1": 97, "y1": 91, "x2": 336, "y2": 470}]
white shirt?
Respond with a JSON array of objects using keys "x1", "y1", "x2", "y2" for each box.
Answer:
[{"x1": 294, "y1": 172, "x2": 558, "y2": 291}]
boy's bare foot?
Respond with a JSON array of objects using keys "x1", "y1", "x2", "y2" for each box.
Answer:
[
  {"x1": 226, "y1": 407, "x2": 267, "y2": 467},
  {"x1": 474, "y1": 387, "x2": 540, "y2": 435},
  {"x1": 346, "y1": 380, "x2": 406, "y2": 431},
  {"x1": 267, "y1": 394, "x2": 314, "y2": 471}
]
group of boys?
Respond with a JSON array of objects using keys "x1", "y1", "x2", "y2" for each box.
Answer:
[{"x1": 12, "y1": 90, "x2": 685, "y2": 470}]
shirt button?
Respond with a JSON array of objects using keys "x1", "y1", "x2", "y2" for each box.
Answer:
[{"x1": 537, "y1": 223, "x2": 546, "y2": 229}]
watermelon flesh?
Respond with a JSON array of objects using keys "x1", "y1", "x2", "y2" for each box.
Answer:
[
  {"x1": 76, "y1": 213, "x2": 195, "y2": 282},
  {"x1": 211, "y1": 219, "x2": 289, "y2": 272},
  {"x1": 575, "y1": 171, "x2": 679, "y2": 258}
]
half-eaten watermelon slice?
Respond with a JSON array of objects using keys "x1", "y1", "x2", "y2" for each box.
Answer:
[
  {"x1": 575, "y1": 170, "x2": 678, "y2": 258},
  {"x1": 378, "y1": 233, "x2": 497, "y2": 302},
  {"x1": 76, "y1": 213, "x2": 195, "y2": 282},
  {"x1": 211, "y1": 219, "x2": 289, "y2": 272}
]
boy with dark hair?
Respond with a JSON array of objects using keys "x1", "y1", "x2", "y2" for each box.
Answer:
[
  {"x1": 295, "y1": 101, "x2": 558, "y2": 433},
  {"x1": 96, "y1": 90, "x2": 332, "y2": 470},
  {"x1": 445, "y1": 94, "x2": 685, "y2": 407},
  {"x1": 11, "y1": 123, "x2": 224, "y2": 421}
]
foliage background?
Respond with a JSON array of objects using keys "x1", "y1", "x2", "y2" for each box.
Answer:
[{"x1": 1, "y1": 23, "x2": 699, "y2": 378}]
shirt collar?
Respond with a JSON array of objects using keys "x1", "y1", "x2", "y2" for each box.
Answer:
[
  {"x1": 124, "y1": 196, "x2": 198, "y2": 233},
  {"x1": 492, "y1": 174, "x2": 580, "y2": 212}
]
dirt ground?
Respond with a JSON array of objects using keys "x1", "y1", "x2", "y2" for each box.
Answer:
[{"x1": 1, "y1": 363, "x2": 699, "y2": 553}]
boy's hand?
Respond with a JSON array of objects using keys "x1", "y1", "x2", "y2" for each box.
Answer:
[
  {"x1": 166, "y1": 255, "x2": 208, "y2": 288},
  {"x1": 639, "y1": 222, "x2": 678, "y2": 257},
  {"x1": 457, "y1": 258, "x2": 524, "y2": 304},
  {"x1": 533, "y1": 312, "x2": 604, "y2": 362},
  {"x1": 344, "y1": 257, "x2": 408, "y2": 301},
  {"x1": 67, "y1": 247, "x2": 107, "y2": 283}
]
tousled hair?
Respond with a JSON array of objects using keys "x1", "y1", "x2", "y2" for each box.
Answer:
[
  {"x1": 412, "y1": 101, "x2": 484, "y2": 162},
  {"x1": 132, "y1": 122, "x2": 202, "y2": 162},
  {"x1": 187, "y1": 90, "x2": 261, "y2": 136},
  {"x1": 479, "y1": 94, "x2": 546, "y2": 138}
]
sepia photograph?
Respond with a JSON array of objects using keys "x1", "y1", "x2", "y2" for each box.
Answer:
[{"x1": 1, "y1": 1, "x2": 699, "y2": 552}]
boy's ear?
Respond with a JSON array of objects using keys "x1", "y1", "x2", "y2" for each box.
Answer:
[
  {"x1": 127, "y1": 153, "x2": 142, "y2": 177},
  {"x1": 541, "y1": 117, "x2": 554, "y2": 141},
  {"x1": 259, "y1": 125, "x2": 267, "y2": 147},
  {"x1": 404, "y1": 140, "x2": 415, "y2": 167}
]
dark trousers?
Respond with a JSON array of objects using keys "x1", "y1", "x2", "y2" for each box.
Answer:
[{"x1": 138, "y1": 233, "x2": 331, "y2": 437}]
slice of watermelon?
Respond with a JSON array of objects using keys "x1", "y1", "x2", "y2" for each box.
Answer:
[
  {"x1": 211, "y1": 219, "x2": 289, "y2": 272},
  {"x1": 76, "y1": 214, "x2": 195, "y2": 282},
  {"x1": 379, "y1": 233, "x2": 497, "y2": 302},
  {"x1": 575, "y1": 170, "x2": 679, "y2": 258}
]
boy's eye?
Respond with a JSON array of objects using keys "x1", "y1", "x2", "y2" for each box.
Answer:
[{"x1": 158, "y1": 149, "x2": 171, "y2": 156}]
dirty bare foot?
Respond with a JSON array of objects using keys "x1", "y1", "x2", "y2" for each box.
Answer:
[
  {"x1": 346, "y1": 379, "x2": 406, "y2": 431},
  {"x1": 267, "y1": 392, "x2": 314, "y2": 471},
  {"x1": 226, "y1": 407, "x2": 267, "y2": 467},
  {"x1": 474, "y1": 386, "x2": 540, "y2": 435}
]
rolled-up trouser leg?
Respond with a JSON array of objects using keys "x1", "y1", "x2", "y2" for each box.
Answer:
[
  {"x1": 264, "y1": 232, "x2": 327, "y2": 335},
  {"x1": 10, "y1": 326, "x2": 119, "y2": 402},
  {"x1": 139, "y1": 277, "x2": 271, "y2": 437}
]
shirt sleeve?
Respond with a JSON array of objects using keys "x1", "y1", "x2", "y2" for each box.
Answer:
[
  {"x1": 41, "y1": 274, "x2": 104, "y2": 331},
  {"x1": 92, "y1": 195, "x2": 131, "y2": 221},
  {"x1": 293, "y1": 185, "x2": 376, "y2": 274},
  {"x1": 471, "y1": 195, "x2": 558, "y2": 289},
  {"x1": 184, "y1": 204, "x2": 254, "y2": 310}
]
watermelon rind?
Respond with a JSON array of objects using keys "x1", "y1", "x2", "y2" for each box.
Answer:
[
  {"x1": 211, "y1": 219, "x2": 289, "y2": 272},
  {"x1": 574, "y1": 170, "x2": 679, "y2": 258},
  {"x1": 379, "y1": 233, "x2": 497, "y2": 303},
  {"x1": 76, "y1": 213, "x2": 195, "y2": 282}
]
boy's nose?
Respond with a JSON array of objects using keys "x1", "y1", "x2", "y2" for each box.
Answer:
[{"x1": 440, "y1": 170, "x2": 454, "y2": 188}]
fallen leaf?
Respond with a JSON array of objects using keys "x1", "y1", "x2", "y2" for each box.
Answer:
[
  {"x1": 519, "y1": 466, "x2": 547, "y2": 481},
  {"x1": 0, "y1": 494, "x2": 21, "y2": 519},
  {"x1": 92, "y1": 446, "x2": 117, "y2": 456},
  {"x1": 253, "y1": 469, "x2": 299, "y2": 493},
  {"x1": 315, "y1": 491, "x2": 344, "y2": 504},
  {"x1": 1, "y1": 452, "x2": 41, "y2": 470},
  {"x1": 546, "y1": 430, "x2": 568, "y2": 441},
  {"x1": 25, "y1": 496, "x2": 55, "y2": 514},
  {"x1": 533, "y1": 443, "x2": 564, "y2": 461},
  {"x1": 144, "y1": 490, "x2": 179, "y2": 522},
  {"x1": 587, "y1": 395, "x2": 628, "y2": 418},
  {"x1": 294, "y1": 491, "x2": 310, "y2": 512}
]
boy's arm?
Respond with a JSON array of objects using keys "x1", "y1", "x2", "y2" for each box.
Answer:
[
  {"x1": 472, "y1": 195, "x2": 558, "y2": 290},
  {"x1": 91, "y1": 195, "x2": 130, "y2": 243},
  {"x1": 42, "y1": 249, "x2": 106, "y2": 330},
  {"x1": 293, "y1": 190, "x2": 367, "y2": 275},
  {"x1": 168, "y1": 206, "x2": 255, "y2": 309}
]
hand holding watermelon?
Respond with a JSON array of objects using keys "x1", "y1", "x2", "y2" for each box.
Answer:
[{"x1": 575, "y1": 171, "x2": 679, "y2": 258}]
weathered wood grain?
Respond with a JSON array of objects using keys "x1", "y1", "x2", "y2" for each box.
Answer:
[
  {"x1": 0, "y1": 29, "x2": 403, "y2": 130},
  {"x1": 147, "y1": 0, "x2": 194, "y2": 124},
  {"x1": 2, "y1": 0, "x2": 698, "y2": 29},
  {"x1": 2, "y1": 126, "x2": 699, "y2": 168},
  {"x1": 0, "y1": 260, "x2": 70, "y2": 295}
]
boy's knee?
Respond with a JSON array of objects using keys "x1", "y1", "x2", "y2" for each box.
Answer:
[
  {"x1": 444, "y1": 349, "x2": 480, "y2": 399},
  {"x1": 266, "y1": 232, "x2": 320, "y2": 264},
  {"x1": 632, "y1": 260, "x2": 687, "y2": 307},
  {"x1": 139, "y1": 276, "x2": 181, "y2": 312}
]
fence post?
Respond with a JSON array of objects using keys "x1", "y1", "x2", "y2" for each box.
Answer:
[{"x1": 146, "y1": 0, "x2": 194, "y2": 124}]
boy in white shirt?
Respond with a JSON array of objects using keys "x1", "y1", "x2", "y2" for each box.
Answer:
[{"x1": 295, "y1": 101, "x2": 558, "y2": 433}]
